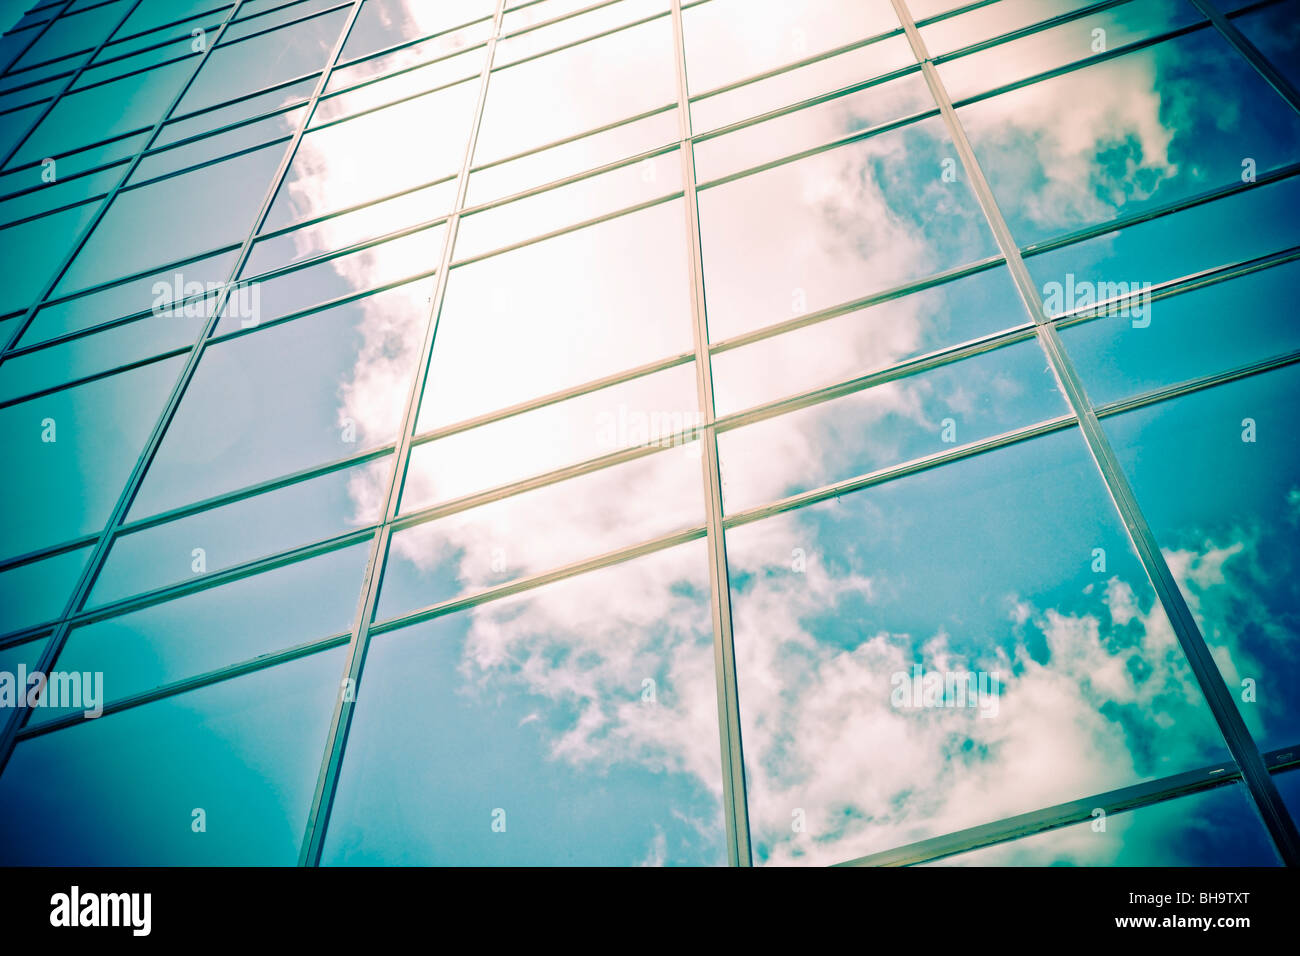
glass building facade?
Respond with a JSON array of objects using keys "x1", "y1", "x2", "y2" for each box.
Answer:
[{"x1": 0, "y1": 0, "x2": 1297, "y2": 867}]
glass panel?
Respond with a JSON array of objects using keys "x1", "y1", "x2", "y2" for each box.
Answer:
[
  {"x1": 118, "y1": 0, "x2": 231, "y2": 38},
  {"x1": 175, "y1": 7, "x2": 350, "y2": 114},
  {"x1": 697, "y1": 115, "x2": 1000, "y2": 342},
  {"x1": 12, "y1": 1, "x2": 124, "y2": 69},
  {"x1": 129, "y1": 104, "x2": 305, "y2": 185},
  {"x1": 711, "y1": 265, "x2": 1025, "y2": 417},
  {"x1": 690, "y1": 34, "x2": 917, "y2": 135},
  {"x1": 403, "y1": 360, "x2": 699, "y2": 510},
  {"x1": 92, "y1": 456, "x2": 389, "y2": 607},
  {"x1": 693, "y1": 71, "x2": 935, "y2": 184},
  {"x1": 455, "y1": 149, "x2": 682, "y2": 261},
  {"x1": 339, "y1": 0, "x2": 495, "y2": 62},
  {"x1": 249, "y1": 179, "x2": 456, "y2": 272},
  {"x1": 131, "y1": 277, "x2": 433, "y2": 518},
  {"x1": 0, "y1": 645, "x2": 347, "y2": 865},
  {"x1": 329, "y1": 16, "x2": 491, "y2": 88},
  {"x1": 1060, "y1": 258, "x2": 1300, "y2": 406},
  {"x1": 161, "y1": 77, "x2": 318, "y2": 142},
  {"x1": 474, "y1": 17, "x2": 677, "y2": 165},
  {"x1": 0, "y1": 634, "x2": 51, "y2": 685},
  {"x1": 0, "y1": 546, "x2": 90, "y2": 635},
  {"x1": 379, "y1": 445, "x2": 705, "y2": 621},
  {"x1": 931, "y1": 783, "x2": 1279, "y2": 866},
  {"x1": 91, "y1": 460, "x2": 384, "y2": 608},
  {"x1": 958, "y1": 27, "x2": 1300, "y2": 248},
  {"x1": 0, "y1": 310, "x2": 204, "y2": 403},
  {"x1": 1231, "y1": 0, "x2": 1300, "y2": 90},
  {"x1": 265, "y1": 77, "x2": 478, "y2": 228},
  {"x1": 0, "y1": 160, "x2": 124, "y2": 225},
  {"x1": 938, "y1": 0, "x2": 1205, "y2": 103},
  {"x1": 416, "y1": 200, "x2": 695, "y2": 431},
  {"x1": 1024, "y1": 175, "x2": 1300, "y2": 299},
  {"x1": 1277, "y1": 769, "x2": 1300, "y2": 821},
  {"x1": 1102, "y1": 364, "x2": 1300, "y2": 754},
  {"x1": 682, "y1": 0, "x2": 900, "y2": 95},
  {"x1": 21, "y1": 248, "x2": 237, "y2": 346},
  {"x1": 12, "y1": 57, "x2": 199, "y2": 167},
  {"x1": 218, "y1": 225, "x2": 444, "y2": 334},
  {"x1": 467, "y1": 109, "x2": 678, "y2": 208},
  {"x1": 0, "y1": 356, "x2": 183, "y2": 564},
  {"x1": 322, "y1": 541, "x2": 726, "y2": 865},
  {"x1": 726, "y1": 427, "x2": 1230, "y2": 866},
  {"x1": 495, "y1": 0, "x2": 668, "y2": 67},
  {"x1": 717, "y1": 337, "x2": 1067, "y2": 513},
  {"x1": 39, "y1": 543, "x2": 369, "y2": 720},
  {"x1": 0, "y1": 198, "x2": 101, "y2": 315},
  {"x1": 56, "y1": 140, "x2": 290, "y2": 296},
  {"x1": 921, "y1": 0, "x2": 1096, "y2": 57},
  {"x1": 312, "y1": 44, "x2": 486, "y2": 126}
]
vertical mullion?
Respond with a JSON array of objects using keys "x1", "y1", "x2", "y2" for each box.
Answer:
[
  {"x1": 296, "y1": 0, "x2": 509, "y2": 868},
  {"x1": 0, "y1": 0, "x2": 366, "y2": 778},
  {"x1": 669, "y1": 0, "x2": 752, "y2": 867},
  {"x1": 1187, "y1": 0, "x2": 1300, "y2": 115},
  {"x1": 888, "y1": 0, "x2": 1300, "y2": 865}
]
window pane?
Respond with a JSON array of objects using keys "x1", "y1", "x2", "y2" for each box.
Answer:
[
  {"x1": 92, "y1": 457, "x2": 386, "y2": 608},
  {"x1": 0, "y1": 357, "x2": 183, "y2": 563},
  {"x1": 57, "y1": 140, "x2": 291, "y2": 295},
  {"x1": 697, "y1": 115, "x2": 1000, "y2": 342},
  {"x1": 717, "y1": 337, "x2": 1066, "y2": 513},
  {"x1": 1025, "y1": 175, "x2": 1300, "y2": 300},
  {"x1": 323, "y1": 542, "x2": 726, "y2": 865},
  {"x1": 39, "y1": 543, "x2": 369, "y2": 721},
  {"x1": 931, "y1": 783, "x2": 1279, "y2": 866},
  {"x1": 958, "y1": 28, "x2": 1300, "y2": 247},
  {"x1": 683, "y1": 0, "x2": 900, "y2": 95},
  {"x1": 693, "y1": 70, "x2": 934, "y2": 184},
  {"x1": 265, "y1": 77, "x2": 478, "y2": 228},
  {"x1": 131, "y1": 278, "x2": 433, "y2": 518},
  {"x1": 339, "y1": 0, "x2": 494, "y2": 62},
  {"x1": 403, "y1": 360, "x2": 698, "y2": 510},
  {"x1": 1061, "y1": 258, "x2": 1300, "y2": 406},
  {"x1": 1102, "y1": 364, "x2": 1300, "y2": 754},
  {"x1": 727, "y1": 427, "x2": 1229, "y2": 866},
  {"x1": 416, "y1": 200, "x2": 695, "y2": 430},
  {"x1": 0, "y1": 646, "x2": 347, "y2": 865},
  {"x1": 474, "y1": 17, "x2": 677, "y2": 165},
  {"x1": 13, "y1": 58, "x2": 198, "y2": 166},
  {"x1": 176, "y1": 8, "x2": 350, "y2": 114},
  {"x1": 0, "y1": 545, "x2": 90, "y2": 635},
  {"x1": 711, "y1": 264, "x2": 1024, "y2": 417},
  {"x1": 379, "y1": 445, "x2": 704, "y2": 621}
]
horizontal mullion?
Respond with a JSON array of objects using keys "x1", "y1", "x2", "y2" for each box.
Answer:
[
  {"x1": 696, "y1": 106, "x2": 938, "y2": 192},
  {"x1": 410, "y1": 349, "x2": 695, "y2": 448},
  {"x1": 712, "y1": 323, "x2": 1039, "y2": 435},
  {"x1": 16, "y1": 629, "x2": 353, "y2": 739},
  {"x1": 369, "y1": 525, "x2": 708, "y2": 636},
  {"x1": 724, "y1": 415, "x2": 1079, "y2": 531},
  {"x1": 838, "y1": 758, "x2": 1246, "y2": 867}
]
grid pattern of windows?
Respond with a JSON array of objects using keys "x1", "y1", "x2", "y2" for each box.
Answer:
[{"x1": 0, "y1": 0, "x2": 1298, "y2": 866}]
